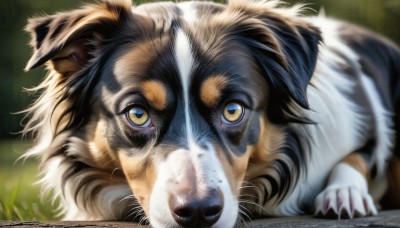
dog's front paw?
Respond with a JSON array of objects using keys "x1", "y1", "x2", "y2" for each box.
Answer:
[{"x1": 314, "y1": 186, "x2": 377, "y2": 219}]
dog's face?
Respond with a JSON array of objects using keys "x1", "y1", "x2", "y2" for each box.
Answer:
[{"x1": 25, "y1": 0, "x2": 320, "y2": 227}]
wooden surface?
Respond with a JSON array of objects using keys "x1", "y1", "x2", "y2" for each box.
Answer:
[{"x1": 1, "y1": 210, "x2": 399, "y2": 227}]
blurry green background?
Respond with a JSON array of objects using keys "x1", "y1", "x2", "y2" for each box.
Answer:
[{"x1": 0, "y1": 0, "x2": 399, "y2": 221}]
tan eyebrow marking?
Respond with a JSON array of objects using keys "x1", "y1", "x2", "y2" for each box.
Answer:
[
  {"x1": 141, "y1": 80, "x2": 168, "y2": 110},
  {"x1": 200, "y1": 75, "x2": 228, "y2": 107}
]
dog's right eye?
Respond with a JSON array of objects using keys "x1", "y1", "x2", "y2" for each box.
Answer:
[{"x1": 126, "y1": 106, "x2": 151, "y2": 127}]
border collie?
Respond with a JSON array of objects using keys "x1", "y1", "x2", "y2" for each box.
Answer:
[{"x1": 23, "y1": 0, "x2": 400, "y2": 227}]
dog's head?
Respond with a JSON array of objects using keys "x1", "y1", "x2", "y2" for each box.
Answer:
[{"x1": 25, "y1": 0, "x2": 320, "y2": 227}]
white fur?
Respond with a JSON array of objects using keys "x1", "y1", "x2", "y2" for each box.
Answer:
[
  {"x1": 174, "y1": 29, "x2": 195, "y2": 146},
  {"x1": 205, "y1": 143, "x2": 238, "y2": 228},
  {"x1": 264, "y1": 17, "x2": 393, "y2": 216},
  {"x1": 359, "y1": 75, "x2": 393, "y2": 177},
  {"x1": 42, "y1": 155, "x2": 132, "y2": 220},
  {"x1": 149, "y1": 149, "x2": 188, "y2": 228},
  {"x1": 262, "y1": 18, "x2": 365, "y2": 215},
  {"x1": 315, "y1": 163, "x2": 377, "y2": 218},
  {"x1": 178, "y1": 2, "x2": 198, "y2": 25},
  {"x1": 358, "y1": 73, "x2": 393, "y2": 201}
]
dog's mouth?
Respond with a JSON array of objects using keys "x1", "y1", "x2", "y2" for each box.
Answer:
[{"x1": 120, "y1": 146, "x2": 241, "y2": 228}]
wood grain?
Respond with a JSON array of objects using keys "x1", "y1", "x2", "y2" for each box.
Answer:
[{"x1": 1, "y1": 210, "x2": 399, "y2": 227}]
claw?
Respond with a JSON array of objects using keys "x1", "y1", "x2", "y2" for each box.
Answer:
[{"x1": 315, "y1": 186, "x2": 377, "y2": 219}]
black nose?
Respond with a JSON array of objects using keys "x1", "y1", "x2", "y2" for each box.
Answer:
[{"x1": 169, "y1": 189, "x2": 223, "y2": 227}]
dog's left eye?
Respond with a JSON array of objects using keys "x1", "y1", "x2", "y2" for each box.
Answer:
[
  {"x1": 221, "y1": 102, "x2": 244, "y2": 124},
  {"x1": 126, "y1": 106, "x2": 151, "y2": 127}
]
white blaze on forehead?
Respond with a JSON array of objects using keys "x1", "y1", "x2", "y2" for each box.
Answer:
[
  {"x1": 149, "y1": 30, "x2": 238, "y2": 227},
  {"x1": 178, "y1": 2, "x2": 198, "y2": 25},
  {"x1": 174, "y1": 29, "x2": 195, "y2": 146}
]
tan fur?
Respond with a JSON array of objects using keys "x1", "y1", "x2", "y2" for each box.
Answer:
[
  {"x1": 244, "y1": 117, "x2": 285, "y2": 185},
  {"x1": 113, "y1": 38, "x2": 169, "y2": 86},
  {"x1": 216, "y1": 145, "x2": 252, "y2": 196},
  {"x1": 141, "y1": 81, "x2": 168, "y2": 110},
  {"x1": 25, "y1": 0, "x2": 133, "y2": 71},
  {"x1": 248, "y1": 117, "x2": 285, "y2": 168},
  {"x1": 114, "y1": 44, "x2": 150, "y2": 82},
  {"x1": 216, "y1": 117, "x2": 285, "y2": 199},
  {"x1": 341, "y1": 152, "x2": 369, "y2": 178},
  {"x1": 239, "y1": 117, "x2": 286, "y2": 215},
  {"x1": 118, "y1": 152, "x2": 155, "y2": 214},
  {"x1": 200, "y1": 75, "x2": 228, "y2": 107},
  {"x1": 51, "y1": 57, "x2": 81, "y2": 76},
  {"x1": 90, "y1": 119, "x2": 119, "y2": 168}
]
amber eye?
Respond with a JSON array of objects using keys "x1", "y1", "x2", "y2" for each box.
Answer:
[
  {"x1": 127, "y1": 106, "x2": 151, "y2": 127},
  {"x1": 222, "y1": 102, "x2": 244, "y2": 124}
]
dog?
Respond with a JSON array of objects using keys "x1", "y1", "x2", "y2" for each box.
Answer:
[{"x1": 22, "y1": 0, "x2": 400, "y2": 227}]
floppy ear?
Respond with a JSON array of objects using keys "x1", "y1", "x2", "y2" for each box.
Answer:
[
  {"x1": 25, "y1": 0, "x2": 133, "y2": 75},
  {"x1": 217, "y1": 0, "x2": 321, "y2": 117}
]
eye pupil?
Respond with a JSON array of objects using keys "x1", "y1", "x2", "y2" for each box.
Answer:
[
  {"x1": 227, "y1": 106, "x2": 237, "y2": 115},
  {"x1": 135, "y1": 110, "x2": 144, "y2": 118}
]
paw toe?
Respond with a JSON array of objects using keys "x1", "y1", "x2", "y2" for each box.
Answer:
[{"x1": 315, "y1": 186, "x2": 377, "y2": 219}]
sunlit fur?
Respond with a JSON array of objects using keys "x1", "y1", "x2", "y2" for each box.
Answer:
[{"x1": 22, "y1": 0, "x2": 400, "y2": 227}]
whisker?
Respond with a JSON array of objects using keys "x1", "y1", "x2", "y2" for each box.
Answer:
[
  {"x1": 138, "y1": 214, "x2": 150, "y2": 226},
  {"x1": 238, "y1": 209, "x2": 251, "y2": 221},
  {"x1": 238, "y1": 199, "x2": 271, "y2": 216},
  {"x1": 127, "y1": 205, "x2": 143, "y2": 215},
  {"x1": 128, "y1": 207, "x2": 146, "y2": 223},
  {"x1": 239, "y1": 193, "x2": 259, "y2": 200},
  {"x1": 236, "y1": 213, "x2": 245, "y2": 227},
  {"x1": 111, "y1": 167, "x2": 121, "y2": 179},
  {"x1": 237, "y1": 208, "x2": 252, "y2": 228},
  {"x1": 239, "y1": 204, "x2": 252, "y2": 216},
  {"x1": 118, "y1": 194, "x2": 135, "y2": 204}
]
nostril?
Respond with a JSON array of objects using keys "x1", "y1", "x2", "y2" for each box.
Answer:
[
  {"x1": 169, "y1": 189, "x2": 224, "y2": 227},
  {"x1": 204, "y1": 205, "x2": 222, "y2": 218},
  {"x1": 175, "y1": 207, "x2": 194, "y2": 219},
  {"x1": 169, "y1": 193, "x2": 197, "y2": 226},
  {"x1": 202, "y1": 195, "x2": 223, "y2": 226},
  {"x1": 171, "y1": 205, "x2": 197, "y2": 226}
]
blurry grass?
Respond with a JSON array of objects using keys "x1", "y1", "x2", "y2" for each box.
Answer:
[{"x1": 0, "y1": 139, "x2": 59, "y2": 221}]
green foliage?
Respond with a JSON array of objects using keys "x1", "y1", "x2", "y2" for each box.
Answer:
[{"x1": 0, "y1": 140, "x2": 59, "y2": 221}]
